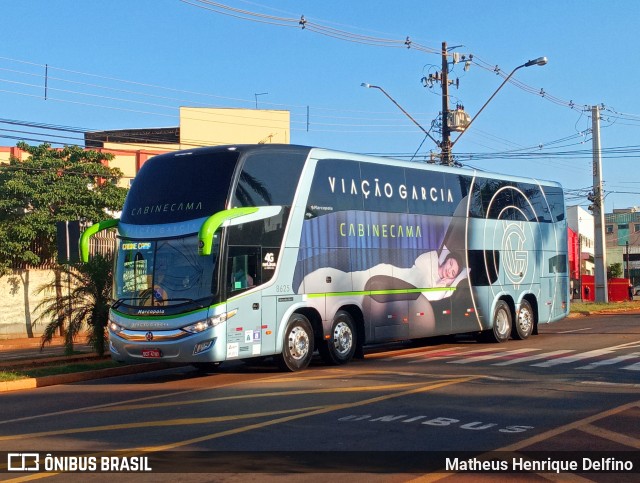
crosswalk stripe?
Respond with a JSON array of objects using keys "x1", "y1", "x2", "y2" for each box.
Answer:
[
  {"x1": 492, "y1": 349, "x2": 575, "y2": 366},
  {"x1": 389, "y1": 347, "x2": 463, "y2": 360},
  {"x1": 384, "y1": 344, "x2": 640, "y2": 371},
  {"x1": 622, "y1": 362, "x2": 640, "y2": 371},
  {"x1": 577, "y1": 352, "x2": 640, "y2": 370},
  {"x1": 448, "y1": 348, "x2": 540, "y2": 364},
  {"x1": 404, "y1": 347, "x2": 500, "y2": 364},
  {"x1": 531, "y1": 348, "x2": 615, "y2": 367}
]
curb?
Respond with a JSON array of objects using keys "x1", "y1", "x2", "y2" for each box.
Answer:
[
  {"x1": 0, "y1": 352, "x2": 105, "y2": 370},
  {"x1": 568, "y1": 309, "x2": 640, "y2": 318},
  {"x1": 0, "y1": 362, "x2": 174, "y2": 393}
]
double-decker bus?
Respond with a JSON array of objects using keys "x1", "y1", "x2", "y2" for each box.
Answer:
[{"x1": 80, "y1": 144, "x2": 569, "y2": 371}]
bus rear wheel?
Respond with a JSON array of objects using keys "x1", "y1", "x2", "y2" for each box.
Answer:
[
  {"x1": 277, "y1": 313, "x2": 314, "y2": 372},
  {"x1": 319, "y1": 310, "x2": 356, "y2": 365},
  {"x1": 513, "y1": 300, "x2": 534, "y2": 340},
  {"x1": 483, "y1": 300, "x2": 512, "y2": 343}
]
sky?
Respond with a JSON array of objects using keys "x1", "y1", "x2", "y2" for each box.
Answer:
[{"x1": 2, "y1": 0, "x2": 640, "y2": 213}]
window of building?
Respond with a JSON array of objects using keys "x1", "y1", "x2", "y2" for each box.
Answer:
[
  {"x1": 606, "y1": 225, "x2": 613, "y2": 234},
  {"x1": 635, "y1": 223, "x2": 640, "y2": 232}
]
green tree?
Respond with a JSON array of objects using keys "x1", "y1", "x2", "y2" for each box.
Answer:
[
  {"x1": 608, "y1": 262, "x2": 623, "y2": 279},
  {"x1": 0, "y1": 142, "x2": 126, "y2": 273},
  {"x1": 34, "y1": 253, "x2": 114, "y2": 355},
  {"x1": 0, "y1": 142, "x2": 127, "y2": 340}
]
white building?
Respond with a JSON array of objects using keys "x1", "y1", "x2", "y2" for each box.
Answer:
[{"x1": 567, "y1": 205, "x2": 595, "y2": 276}]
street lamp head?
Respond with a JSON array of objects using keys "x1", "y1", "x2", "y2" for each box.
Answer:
[
  {"x1": 524, "y1": 56, "x2": 548, "y2": 68},
  {"x1": 361, "y1": 83, "x2": 371, "y2": 88},
  {"x1": 449, "y1": 55, "x2": 548, "y2": 151}
]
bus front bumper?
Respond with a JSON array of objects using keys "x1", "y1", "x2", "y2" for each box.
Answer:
[{"x1": 108, "y1": 328, "x2": 226, "y2": 363}]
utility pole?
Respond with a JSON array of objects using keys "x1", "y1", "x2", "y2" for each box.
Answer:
[
  {"x1": 591, "y1": 105, "x2": 608, "y2": 302},
  {"x1": 440, "y1": 41, "x2": 452, "y2": 166},
  {"x1": 432, "y1": 43, "x2": 546, "y2": 167},
  {"x1": 626, "y1": 241, "x2": 630, "y2": 280}
]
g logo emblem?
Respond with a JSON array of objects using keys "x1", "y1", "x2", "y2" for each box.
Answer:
[
  {"x1": 502, "y1": 221, "x2": 528, "y2": 286},
  {"x1": 145, "y1": 331, "x2": 154, "y2": 342}
]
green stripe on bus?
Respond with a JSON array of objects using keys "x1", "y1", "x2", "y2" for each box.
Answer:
[
  {"x1": 306, "y1": 287, "x2": 455, "y2": 298},
  {"x1": 113, "y1": 305, "x2": 215, "y2": 321}
]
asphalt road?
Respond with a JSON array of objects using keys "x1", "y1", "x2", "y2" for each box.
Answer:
[{"x1": 0, "y1": 313, "x2": 639, "y2": 482}]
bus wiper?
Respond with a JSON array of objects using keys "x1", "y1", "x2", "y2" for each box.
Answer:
[
  {"x1": 111, "y1": 296, "x2": 171, "y2": 308},
  {"x1": 161, "y1": 298, "x2": 206, "y2": 308},
  {"x1": 112, "y1": 298, "x2": 134, "y2": 309},
  {"x1": 111, "y1": 297, "x2": 206, "y2": 309}
]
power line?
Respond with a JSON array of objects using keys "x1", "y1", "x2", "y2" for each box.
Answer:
[{"x1": 177, "y1": 1, "x2": 596, "y2": 116}]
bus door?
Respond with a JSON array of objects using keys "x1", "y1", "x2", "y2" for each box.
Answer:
[{"x1": 224, "y1": 248, "x2": 265, "y2": 361}]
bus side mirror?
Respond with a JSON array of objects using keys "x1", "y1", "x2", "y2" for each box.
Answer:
[
  {"x1": 80, "y1": 219, "x2": 119, "y2": 262},
  {"x1": 198, "y1": 207, "x2": 258, "y2": 256}
]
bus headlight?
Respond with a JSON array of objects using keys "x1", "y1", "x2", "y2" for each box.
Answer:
[
  {"x1": 182, "y1": 309, "x2": 237, "y2": 334},
  {"x1": 109, "y1": 320, "x2": 123, "y2": 334}
]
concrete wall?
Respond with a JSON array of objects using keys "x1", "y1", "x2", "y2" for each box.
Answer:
[
  {"x1": 0, "y1": 269, "x2": 56, "y2": 339},
  {"x1": 179, "y1": 107, "x2": 290, "y2": 147}
]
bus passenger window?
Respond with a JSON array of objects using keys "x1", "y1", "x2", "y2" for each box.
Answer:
[
  {"x1": 468, "y1": 250, "x2": 500, "y2": 286},
  {"x1": 228, "y1": 250, "x2": 259, "y2": 292}
]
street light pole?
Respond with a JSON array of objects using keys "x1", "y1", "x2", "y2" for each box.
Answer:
[
  {"x1": 254, "y1": 92, "x2": 268, "y2": 109},
  {"x1": 361, "y1": 83, "x2": 441, "y2": 148},
  {"x1": 591, "y1": 105, "x2": 608, "y2": 303},
  {"x1": 449, "y1": 56, "x2": 548, "y2": 151},
  {"x1": 441, "y1": 42, "x2": 452, "y2": 165}
]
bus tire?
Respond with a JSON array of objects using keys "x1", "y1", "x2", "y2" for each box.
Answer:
[
  {"x1": 319, "y1": 310, "x2": 356, "y2": 365},
  {"x1": 277, "y1": 313, "x2": 314, "y2": 372},
  {"x1": 513, "y1": 299, "x2": 534, "y2": 340},
  {"x1": 486, "y1": 300, "x2": 512, "y2": 343}
]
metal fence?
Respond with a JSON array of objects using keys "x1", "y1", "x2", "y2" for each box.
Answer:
[{"x1": 11, "y1": 230, "x2": 116, "y2": 270}]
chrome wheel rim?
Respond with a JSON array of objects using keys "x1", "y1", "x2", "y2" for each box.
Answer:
[
  {"x1": 517, "y1": 307, "x2": 533, "y2": 334},
  {"x1": 495, "y1": 308, "x2": 510, "y2": 337},
  {"x1": 332, "y1": 321, "x2": 353, "y2": 357},
  {"x1": 287, "y1": 326, "x2": 310, "y2": 361}
]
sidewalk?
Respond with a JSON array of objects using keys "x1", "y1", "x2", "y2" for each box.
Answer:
[
  {"x1": 0, "y1": 335, "x2": 171, "y2": 393},
  {"x1": 0, "y1": 335, "x2": 94, "y2": 365}
]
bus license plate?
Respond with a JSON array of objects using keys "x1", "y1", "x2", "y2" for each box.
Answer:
[{"x1": 142, "y1": 349, "x2": 162, "y2": 358}]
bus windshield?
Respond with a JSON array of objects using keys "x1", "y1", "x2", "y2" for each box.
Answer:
[{"x1": 113, "y1": 234, "x2": 219, "y2": 308}]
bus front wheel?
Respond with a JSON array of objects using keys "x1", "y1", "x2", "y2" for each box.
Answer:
[
  {"x1": 485, "y1": 300, "x2": 512, "y2": 343},
  {"x1": 319, "y1": 310, "x2": 356, "y2": 365},
  {"x1": 278, "y1": 313, "x2": 314, "y2": 372}
]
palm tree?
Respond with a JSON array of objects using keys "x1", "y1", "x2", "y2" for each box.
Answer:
[{"x1": 34, "y1": 253, "x2": 113, "y2": 355}]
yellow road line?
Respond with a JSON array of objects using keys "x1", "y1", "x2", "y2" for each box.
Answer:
[
  {"x1": 577, "y1": 422, "x2": 640, "y2": 449},
  {"x1": 94, "y1": 382, "x2": 424, "y2": 412},
  {"x1": 135, "y1": 376, "x2": 479, "y2": 452},
  {"x1": 0, "y1": 372, "x2": 279, "y2": 427},
  {"x1": 498, "y1": 399, "x2": 640, "y2": 452},
  {"x1": 1, "y1": 376, "x2": 478, "y2": 482},
  {"x1": 0, "y1": 406, "x2": 322, "y2": 442},
  {"x1": 408, "y1": 399, "x2": 640, "y2": 482}
]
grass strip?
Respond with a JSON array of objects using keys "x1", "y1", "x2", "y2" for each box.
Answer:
[
  {"x1": 0, "y1": 360, "x2": 121, "y2": 382},
  {"x1": 571, "y1": 300, "x2": 640, "y2": 314}
]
